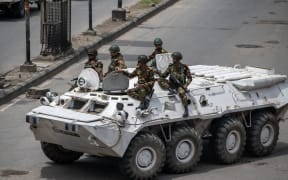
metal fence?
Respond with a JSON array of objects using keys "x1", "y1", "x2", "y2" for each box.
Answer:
[{"x1": 40, "y1": 0, "x2": 71, "y2": 56}]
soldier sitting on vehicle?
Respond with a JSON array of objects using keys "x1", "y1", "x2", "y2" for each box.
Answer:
[
  {"x1": 106, "y1": 44, "x2": 127, "y2": 75},
  {"x1": 118, "y1": 55, "x2": 155, "y2": 110},
  {"x1": 69, "y1": 48, "x2": 103, "y2": 91},
  {"x1": 85, "y1": 48, "x2": 103, "y2": 81},
  {"x1": 156, "y1": 52, "x2": 192, "y2": 117},
  {"x1": 148, "y1": 38, "x2": 168, "y2": 69}
]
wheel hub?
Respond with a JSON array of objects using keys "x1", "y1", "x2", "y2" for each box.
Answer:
[
  {"x1": 226, "y1": 130, "x2": 241, "y2": 154},
  {"x1": 176, "y1": 139, "x2": 195, "y2": 163},
  {"x1": 136, "y1": 147, "x2": 156, "y2": 171},
  {"x1": 260, "y1": 124, "x2": 274, "y2": 147}
]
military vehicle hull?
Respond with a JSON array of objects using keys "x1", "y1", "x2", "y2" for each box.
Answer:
[{"x1": 26, "y1": 64, "x2": 288, "y2": 179}]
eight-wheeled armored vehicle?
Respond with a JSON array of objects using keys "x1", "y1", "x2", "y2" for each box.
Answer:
[{"x1": 26, "y1": 54, "x2": 288, "y2": 179}]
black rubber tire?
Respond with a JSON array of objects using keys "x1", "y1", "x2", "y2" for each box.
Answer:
[
  {"x1": 211, "y1": 117, "x2": 246, "y2": 164},
  {"x1": 120, "y1": 133, "x2": 166, "y2": 180},
  {"x1": 165, "y1": 127, "x2": 202, "y2": 173},
  {"x1": 41, "y1": 142, "x2": 83, "y2": 164},
  {"x1": 10, "y1": 0, "x2": 25, "y2": 18},
  {"x1": 246, "y1": 112, "x2": 279, "y2": 157}
]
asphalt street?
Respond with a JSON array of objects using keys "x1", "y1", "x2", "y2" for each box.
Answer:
[
  {"x1": 0, "y1": 0, "x2": 288, "y2": 179},
  {"x1": 0, "y1": 0, "x2": 137, "y2": 75}
]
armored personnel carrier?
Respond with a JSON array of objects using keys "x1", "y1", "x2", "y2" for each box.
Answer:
[{"x1": 26, "y1": 54, "x2": 288, "y2": 179}]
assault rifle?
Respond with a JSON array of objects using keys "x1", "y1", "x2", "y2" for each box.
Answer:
[
  {"x1": 169, "y1": 74, "x2": 186, "y2": 91},
  {"x1": 169, "y1": 74, "x2": 194, "y2": 105}
]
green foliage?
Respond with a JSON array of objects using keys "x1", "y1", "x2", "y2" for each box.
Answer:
[{"x1": 139, "y1": 0, "x2": 162, "y2": 8}]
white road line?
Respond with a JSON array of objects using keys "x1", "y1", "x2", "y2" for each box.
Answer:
[{"x1": 0, "y1": 99, "x2": 21, "y2": 112}]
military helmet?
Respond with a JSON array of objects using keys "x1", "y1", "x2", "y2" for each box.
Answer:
[
  {"x1": 154, "y1": 38, "x2": 163, "y2": 46},
  {"x1": 138, "y1": 55, "x2": 148, "y2": 64},
  {"x1": 109, "y1": 44, "x2": 120, "y2": 53},
  {"x1": 171, "y1": 51, "x2": 183, "y2": 60},
  {"x1": 87, "y1": 48, "x2": 97, "y2": 56}
]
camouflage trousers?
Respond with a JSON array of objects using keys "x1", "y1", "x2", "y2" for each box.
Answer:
[
  {"x1": 158, "y1": 78, "x2": 189, "y2": 106},
  {"x1": 127, "y1": 84, "x2": 152, "y2": 101}
]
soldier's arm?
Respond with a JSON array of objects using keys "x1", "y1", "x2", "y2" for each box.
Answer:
[
  {"x1": 117, "y1": 55, "x2": 127, "y2": 69},
  {"x1": 184, "y1": 65, "x2": 192, "y2": 88},
  {"x1": 122, "y1": 68, "x2": 137, "y2": 78},
  {"x1": 150, "y1": 59, "x2": 156, "y2": 68},
  {"x1": 159, "y1": 65, "x2": 171, "y2": 78},
  {"x1": 144, "y1": 69, "x2": 155, "y2": 87},
  {"x1": 149, "y1": 51, "x2": 156, "y2": 60},
  {"x1": 161, "y1": 48, "x2": 168, "y2": 53},
  {"x1": 96, "y1": 62, "x2": 104, "y2": 80}
]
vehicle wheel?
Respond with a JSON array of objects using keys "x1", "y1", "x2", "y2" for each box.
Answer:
[
  {"x1": 211, "y1": 117, "x2": 246, "y2": 164},
  {"x1": 41, "y1": 142, "x2": 83, "y2": 164},
  {"x1": 165, "y1": 127, "x2": 202, "y2": 173},
  {"x1": 11, "y1": 0, "x2": 25, "y2": 18},
  {"x1": 246, "y1": 112, "x2": 279, "y2": 157},
  {"x1": 120, "y1": 133, "x2": 165, "y2": 180}
]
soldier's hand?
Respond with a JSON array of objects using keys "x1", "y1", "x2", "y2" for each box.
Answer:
[
  {"x1": 183, "y1": 84, "x2": 188, "y2": 91},
  {"x1": 153, "y1": 69, "x2": 160, "y2": 74},
  {"x1": 137, "y1": 84, "x2": 144, "y2": 88},
  {"x1": 115, "y1": 67, "x2": 122, "y2": 72}
]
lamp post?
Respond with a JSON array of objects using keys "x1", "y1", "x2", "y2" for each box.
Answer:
[
  {"x1": 20, "y1": 0, "x2": 36, "y2": 72},
  {"x1": 118, "y1": 0, "x2": 122, "y2": 8},
  {"x1": 84, "y1": 0, "x2": 96, "y2": 35}
]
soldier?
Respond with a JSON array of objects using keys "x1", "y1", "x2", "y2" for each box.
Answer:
[
  {"x1": 157, "y1": 52, "x2": 192, "y2": 117},
  {"x1": 107, "y1": 44, "x2": 127, "y2": 74},
  {"x1": 85, "y1": 48, "x2": 103, "y2": 81},
  {"x1": 148, "y1": 38, "x2": 167, "y2": 69},
  {"x1": 119, "y1": 55, "x2": 155, "y2": 110}
]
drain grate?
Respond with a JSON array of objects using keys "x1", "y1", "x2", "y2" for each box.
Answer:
[
  {"x1": 256, "y1": 20, "x2": 288, "y2": 25},
  {"x1": 265, "y1": 40, "x2": 280, "y2": 44},
  {"x1": 235, "y1": 44, "x2": 263, "y2": 48}
]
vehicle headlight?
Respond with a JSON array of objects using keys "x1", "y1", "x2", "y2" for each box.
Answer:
[
  {"x1": 26, "y1": 115, "x2": 39, "y2": 125},
  {"x1": 115, "y1": 103, "x2": 128, "y2": 126}
]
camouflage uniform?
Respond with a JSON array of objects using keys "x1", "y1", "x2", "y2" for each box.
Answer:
[
  {"x1": 107, "y1": 53, "x2": 127, "y2": 73},
  {"x1": 84, "y1": 60, "x2": 103, "y2": 81},
  {"x1": 85, "y1": 48, "x2": 104, "y2": 81},
  {"x1": 149, "y1": 48, "x2": 168, "y2": 69},
  {"x1": 124, "y1": 65, "x2": 155, "y2": 102},
  {"x1": 158, "y1": 62, "x2": 192, "y2": 106}
]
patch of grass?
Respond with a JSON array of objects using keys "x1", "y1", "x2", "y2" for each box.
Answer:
[{"x1": 138, "y1": 0, "x2": 163, "y2": 8}]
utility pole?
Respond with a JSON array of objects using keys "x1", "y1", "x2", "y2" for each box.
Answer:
[
  {"x1": 118, "y1": 0, "x2": 122, "y2": 8},
  {"x1": 83, "y1": 0, "x2": 96, "y2": 35},
  {"x1": 20, "y1": 0, "x2": 36, "y2": 72}
]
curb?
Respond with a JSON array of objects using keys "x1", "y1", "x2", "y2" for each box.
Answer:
[{"x1": 0, "y1": 0, "x2": 179, "y2": 105}]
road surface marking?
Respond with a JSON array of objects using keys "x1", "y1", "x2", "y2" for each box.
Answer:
[{"x1": 0, "y1": 99, "x2": 21, "y2": 112}]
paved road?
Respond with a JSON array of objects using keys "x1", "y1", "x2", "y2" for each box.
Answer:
[
  {"x1": 0, "y1": 0, "x2": 137, "y2": 75},
  {"x1": 0, "y1": 0, "x2": 288, "y2": 179}
]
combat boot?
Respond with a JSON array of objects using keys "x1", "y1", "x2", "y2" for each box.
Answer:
[
  {"x1": 137, "y1": 101, "x2": 146, "y2": 110},
  {"x1": 168, "y1": 88, "x2": 177, "y2": 95},
  {"x1": 183, "y1": 106, "x2": 189, "y2": 117},
  {"x1": 144, "y1": 97, "x2": 150, "y2": 109}
]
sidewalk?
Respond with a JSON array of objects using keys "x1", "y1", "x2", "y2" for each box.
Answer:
[{"x1": 0, "y1": 0, "x2": 179, "y2": 105}]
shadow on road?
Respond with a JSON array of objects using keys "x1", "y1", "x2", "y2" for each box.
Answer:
[
  {"x1": 40, "y1": 156, "x2": 127, "y2": 180},
  {"x1": 0, "y1": 7, "x2": 40, "y2": 22},
  {"x1": 39, "y1": 142, "x2": 288, "y2": 180},
  {"x1": 161, "y1": 141, "x2": 288, "y2": 180}
]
